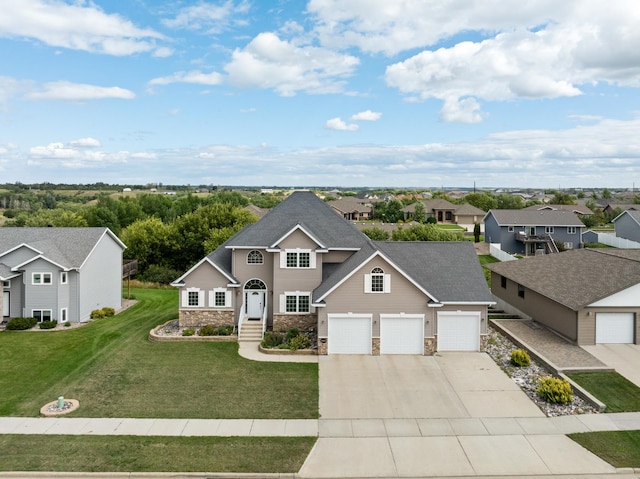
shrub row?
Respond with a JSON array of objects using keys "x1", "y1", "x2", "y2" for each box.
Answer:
[
  {"x1": 90, "y1": 307, "x2": 116, "y2": 319},
  {"x1": 261, "y1": 328, "x2": 312, "y2": 351},
  {"x1": 6, "y1": 317, "x2": 38, "y2": 330}
]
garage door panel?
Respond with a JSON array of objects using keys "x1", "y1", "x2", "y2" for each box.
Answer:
[
  {"x1": 328, "y1": 314, "x2": 372, "y2": 354},
  {"x1": 596, "y1": 313, "x2": 634, "y2": 344},
  {"x1": 380, "y1": 315, "x2": 424, "y2": 355},
  {"x1": 437, "y1": 313, "x2": 480, "y2": 351}
]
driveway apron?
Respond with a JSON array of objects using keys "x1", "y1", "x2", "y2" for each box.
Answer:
[{"x1": 582, "y1": 344, "x2": 640, "y2": 388}]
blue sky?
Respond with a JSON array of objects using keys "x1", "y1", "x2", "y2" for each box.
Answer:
[{"x1": 1, "y1": 0, "x2": 640, "y2": 189}]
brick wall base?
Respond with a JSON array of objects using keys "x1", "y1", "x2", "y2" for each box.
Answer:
[
  {"x1": 179, "y1": 309, "x2": 234, "y2": 328},
  {"x1": 273, "y1": 314, "x2": 317, "y2": 333}
]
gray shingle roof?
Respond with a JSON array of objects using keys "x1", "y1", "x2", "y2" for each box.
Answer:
[
  {"x1": 486, "y1": 209, "x2": 585, "y2": 227},
  {"x1": 0, "y1": 227, "x2": 123, "y2": 269},
  {"x1": 523, "y1": 204, "x2": 593, "y2": 215},
  {"x1": 613, "y1": 209, "x2": 640, "y2": 225},
  {"x1": 314, "y1": 240, "x2": 493, "y2": 304},
  {"x1": 487, "y1": 249, "x2": 640, "y2": 310},
  {"x1": 227, "y1": 191, "x2": 368, "y2": 249}
]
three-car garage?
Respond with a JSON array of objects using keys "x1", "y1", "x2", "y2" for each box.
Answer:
[{"x1": 326, "y1": 311, "x2": 482, "y2": 355}]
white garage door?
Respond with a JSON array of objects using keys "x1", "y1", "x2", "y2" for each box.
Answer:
[
  {"x1": 596, "y1": 313, "x2": 635, "y2": 344},
  {"x1": 380, "y1": 314, "x2": 424, "y2": 354},
  {"x1": 328, "y1": 314, "x2": 372, "y2": 354},
  {"x1": 437, "y1": 312, "x2": 480, "y2": 351}
]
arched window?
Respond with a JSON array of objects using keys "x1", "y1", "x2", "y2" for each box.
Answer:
[
  {"x1": 371, "y1": 267, "x2": 385, "y2": 292},
  {"x1": 247, "y1": 250, "x2": 263, "y2": 264}
]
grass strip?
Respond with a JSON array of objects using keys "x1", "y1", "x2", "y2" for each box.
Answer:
[
  {"x1": 569, "y1": 431, "x2": 640, "y2": 468},
  {"x1": 0, "y1": 435, "x2": 316, "y2": 473},
  {"x1": 567, "y1": 371, "x2": 640, "y2": 412}
]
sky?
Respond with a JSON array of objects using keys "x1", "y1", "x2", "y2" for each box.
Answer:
[{"x1": 1, "y1": 1, "x2": 640, "y2": 189}]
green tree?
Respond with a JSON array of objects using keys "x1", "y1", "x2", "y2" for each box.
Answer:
[
  {"x1": 361, "y1": 227, "x2": 390, "y2": 241},
  {"x1": 496, "y1": 194, "x2": 524, "y2": 209},
  {"x1": 116, "y1": 197, "x2": 145, "y2": 228},
  {"x1": 138, "y1": 193, "x2": 174, "y2": 221},
  {"x1": 464, "y1": 192, "x2": 498, "y2": 212},
  {"x1": 392, "y1": 224, "x2": 463, "y2": 241},
  {"x1": 21, "y1": 209, "x2": 88, "y2": 227},
  {"x1": 602, "y1": 188, "x2": 612, "y2": 199},
  {"x1": 83, "y1": 205, "x2": 121, "y2": 233},
  {"x1": 551, "y1": 192, "x2": 576, "y2": 205},
  {"x1": 473, "y1": 223, "x2": 481, "y2": 243},
  {"x1": 413, "y1": 202, "x2": 426, "y2": 223},
  {"x1": 119, "y1": 217, "x2": 175, "y2": 272}
]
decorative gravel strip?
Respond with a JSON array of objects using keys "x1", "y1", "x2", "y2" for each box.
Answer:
[{"x1": 486, "y1": 328, "x2": 598, "y2": 417}]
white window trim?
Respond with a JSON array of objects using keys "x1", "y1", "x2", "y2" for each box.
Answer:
[
  {"x1": 182, "y1": 287, "x2": 204, "y2": 308},
  {"x1": 279, "y1": 249, "x2": 316, "y2": 269},
  {"x1": 60, "y1": 272, "x2": 68, "y2": 284},
  {"x1": 32, "y1": 309, "x2": 53, "y2": 322},
  {"x1": 545, "y1": 226, "x2": 554, "y2": 234},
  {"x1": 279, "y1": 291, "x2": 312, "y2": 314},
  {"x1": 32, "y1": 272, "x2": 52, "y2": 285},
  {"x1": 247, "y1": 250, "x2": 264, "y2": 264},
  {"x1": 507, "y1": 226, "x2": 514, "y2": 232},
  {"x1": 209, "y1": 288, "x2": 232, "y2": 308},
  {"x1": 2, "y1": 280, "x2": 9, "y2": 288},
  {"x1": 364, "y1": 272, "x2": 391, "y2": 294},
  {"x1": 567, "y1": 227, "x2": 577, "y2": 234},
  {"x1": 60, "y1": 307, "x2": 68, "y2": 323}
]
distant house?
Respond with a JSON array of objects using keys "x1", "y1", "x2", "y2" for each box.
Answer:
[
  {"x1": 403, "y1": 200, "x2": 485, "y2": 231},
  {"x1": 172, "y1": 191, "x2": 494, "y2": 355},
  {"x1": 603, "y1": 203, "x2": 639, "y2": 217},
  {"x1": 613, "y1": 210, "x2": 640, "y2": 243},
  {"x1": 1, "y1": 228, "x2": 125, "y2": 324},
  {"x1": 523, "y1": 204, "x2": 594, "y2": 216},
  {"x1": 483, "y1": 209, "x2": 585, "y2": 255},
  {"x1": 328, "y1": 197, "x2": 373, "y2": 221},
  {"x1": 488, "y1": 249, "x2": 640, "y2": 345}
]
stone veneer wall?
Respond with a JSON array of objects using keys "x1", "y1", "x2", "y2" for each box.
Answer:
[
  {"x1": 372, "y1": 337, "x2": 380, "y2": 356},
  {"x1": 273, "y1": 314, "x2": 317, "y2": 332},
  {"x1": 179, "y1": 309, "x2": 234, "y2": 328},
  {"x1": 424, "y1": 337, "x2": 437, "y2": 355},
  {"x1": 480, "y1": 334, "x2": 488, "y2": 352},
  {"x1": 318, "y1": 338, "x2": 328, "y2": 355}
]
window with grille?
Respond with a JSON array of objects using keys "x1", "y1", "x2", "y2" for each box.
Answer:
[
  {"x1": 188, "y1": 291, "x2": 199, "y2": 306},
  {"x1": 247, "y1": 250, "x2": 263, "y2": 264},
  {"x1": 371, "y1": 267, "x2": 384, "y2": 292}
]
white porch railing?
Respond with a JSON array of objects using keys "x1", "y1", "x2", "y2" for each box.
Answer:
[
  {"x1": 237, "y1": 303, "x2": 246, "y2": 337},
  {"x1": 261, "y1": 295, "x2": 268, "y2": 338}
]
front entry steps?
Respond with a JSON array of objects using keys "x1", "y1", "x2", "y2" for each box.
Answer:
[{"x1": 238, "y1": 319, "x2": 263, "y2": 342}]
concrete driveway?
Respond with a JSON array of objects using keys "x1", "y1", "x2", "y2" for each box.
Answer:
[
  {"x1": 582, "y1": 344, "x2": 640, "y2": 388},
  {"x1": 319, "y1": 352, "x2": 543, "y2": 419}
]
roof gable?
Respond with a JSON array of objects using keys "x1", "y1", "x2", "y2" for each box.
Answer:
[{"x1": 485, "y1": 209, "x2": 585, "y2": 227}]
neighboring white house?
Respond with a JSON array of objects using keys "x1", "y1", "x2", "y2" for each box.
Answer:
[{"x1": 1, "y1": 228, "x2": 126, "y2": 324}]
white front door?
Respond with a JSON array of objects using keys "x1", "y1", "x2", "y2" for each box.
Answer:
[
  {"x1": 2, "y1": 291, "x2": 8, "y2": 317},
  {"x1": 247, "y1": 291, "x2": 263, "y2": 319}
]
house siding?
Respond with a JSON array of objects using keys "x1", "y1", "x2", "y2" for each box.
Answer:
[
  {"x1": 491, "y1": 272, "x2": 578, "y2": 341},
  {"x1": 22, "y1": 258, "x2": 59, "y2": 319},
  {"x1": 274, "y1": 230, "x2": 323, "y2": 295},
  {"x1": 614, "y1": 213, "x2": 640, "y2": 242},
  {"x1": 578, "y1": 308, "x2": 640, "y2": 345},
  {"x1": 78, "y1": 233, "x2": 123, "y2": 322},
  {"x1": 1, "y1": 246, "x2": 39, "y2": 268}
]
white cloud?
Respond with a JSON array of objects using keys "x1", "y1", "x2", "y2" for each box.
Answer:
[
  {"x1": 0, "y1": 0, "x2": 166, "y2": 56},
  {"x1": 162, "y1": 1, "x2": 249, "y2": 33},
  {"x1": 224, "y1": 32, "x2": 359, "y2": 96},
  {"x1": 440, "y1": 97, "x2": 483, "y2": 124},
  {"x1": 69, "y1": 137, "x2": 101, "y2": 148},
  {"x1": 325, "y1": 117, "x2": 359, "y2": 131},
  {"x1": 350, "y1": 110, "x2": 382, "y2": 121},
  {"x1": 148, "y1": 71, "x2": 224, "y2": 87},
  {"x1": 26, "y1": 82, "x2": 135, "y2": 101}
]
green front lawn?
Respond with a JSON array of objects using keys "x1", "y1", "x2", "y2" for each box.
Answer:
[
  {"x1": 567, "y1": 371, "x2": 640, "y2": 412},
  {"x1": 0, "y1": 435, "x2": 316, "y2": 473},
  {"x1": 0, "y1": 288, "x2": 318, "y2": 418},
  {"x1": 569, "y1": 431, "x2": 640, "y2": 468}
]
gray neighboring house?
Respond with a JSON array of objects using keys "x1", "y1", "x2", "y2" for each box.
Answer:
[
  {"x1": 613, "y1": 210, "x2": 640, "y2": 243},
  {"x1": 172, "y1": 191, "x2": 494, "y2": 355},
  {"x1": 483, "y1": 209, "x2": 585, "y2": 256},
  {"x1": 1, "y1": 228, "x2": 125, "y2": 324},
  {"x1": 487, "y1": 249, "x2": 640, "y2": 345}
]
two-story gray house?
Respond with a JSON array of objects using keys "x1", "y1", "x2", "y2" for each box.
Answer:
[
  {"x1": 483, "y1": 209, "x2": 585, "y2": 256},
  {"x1": 613, "y1": 210, "x2": 640, "y2": 244},
  {"x1": 1, "y1": 228, "x2": 125, "y2": 324},
  {"x1": 172, "y1": 191, "x2": 494, "y2": 355}
]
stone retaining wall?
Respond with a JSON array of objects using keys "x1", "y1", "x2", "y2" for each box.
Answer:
[
  {"x1": 273, "y1": 314, "x2": 317, "y2": 332},
  {"x1": 179, "y1": 309, "x2": 234, "y2": 328}
]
